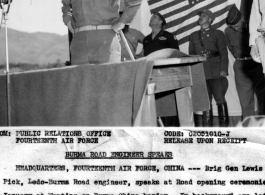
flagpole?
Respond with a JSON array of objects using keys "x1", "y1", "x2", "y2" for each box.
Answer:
[
  {"x1": 5, "y1": 19, "x2": 11, "y2": 126},
  {"x1": 1, "y1": 1, "x2": 11, "y2": 126},
  {"x1": 119, "y1": 30, "x2": 135, "y2": 60}
]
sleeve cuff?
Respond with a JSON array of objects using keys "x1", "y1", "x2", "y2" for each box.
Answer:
[
  {"x1": 221, "y1": 63, "x2": 229, "y2": 73},
  {"x1": 249, "y1": 33, "x2": 260, "y2": 46},
  {"x1": 119, "y1": 13, "x2": 128, "y2": 24},
  {"x1": 63, "y1": 16, "x2": 72, "y2": 26}
]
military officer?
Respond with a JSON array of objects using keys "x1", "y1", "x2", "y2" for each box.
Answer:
[
  {"x1": 62, "y1": 0, "x2": 142, "y2": 65},
  {"x1": 225, "y1": 5, "x2": 265, "y2": 120},
  {"x1": 143, "y1": 12, "x2": 179, "y2": 56},
  {"x1": 142, "y1": 12, "x2": 180, "y2": 127},
  {"x1": 189, "y1": 9, "x2": 229, "y2": 127}
]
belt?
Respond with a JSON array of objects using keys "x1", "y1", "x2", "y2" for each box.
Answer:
[
  {"x1": 202, "y1": 51, "x2": 220, "y2": 58},
  {"x1": 74, "y1": 25, "x2": 112, "y2": 33},
  {"x1": 236, "y1": 57, "x2": 252, "y2": 60}
]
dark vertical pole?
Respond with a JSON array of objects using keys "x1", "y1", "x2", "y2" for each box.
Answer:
[
  {"x1": 66, "y1": 30, "x2": 73, "y2": 66},
  {"x1": 66, "y1": 4, "x2": 73, "y2": 66},
  {"x1": 6, "y1": 71, "x2": 11, "y2": 126},
  {"x1": 240, "y1": 0, "x2": 253, "y2": 21},
  {"x1": 3, "y1": 1, "x2": 12, "y2": 126}
]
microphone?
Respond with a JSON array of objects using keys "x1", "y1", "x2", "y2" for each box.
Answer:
[
  {"x1": 0, "y1": 0, "x2": 12, "y2": 4},
  {"x1": 0, "y1": 0, "x2": 12, "y2": 9},
  {"x1": 0, "y1": 0, "x2": 12, "y2": 12}
]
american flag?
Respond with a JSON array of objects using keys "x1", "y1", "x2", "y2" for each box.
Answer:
[{"x1": 147, "y1": 0, "x2": 237, "y2": 46}]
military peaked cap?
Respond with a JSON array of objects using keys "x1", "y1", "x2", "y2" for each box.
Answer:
[{"x1": 226, "y1": 5, "x2": 242, "y2": 25}]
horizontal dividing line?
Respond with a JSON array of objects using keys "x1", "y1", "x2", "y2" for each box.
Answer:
[
  {"x1": 65, "y1": 157, "x2": 174, "y2": 160},
  {"x1": 188, "y1": 168, "x2": 201, "y2": 170}
]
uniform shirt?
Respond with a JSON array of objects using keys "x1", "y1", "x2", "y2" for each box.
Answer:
[
  {"x1": 143, "y1": 30, "x2": 179, "y2": 56},
  {"x1": 189, "y1": 27, "x2": 228, "y2": 79},
  {"x1": 120, "y1": 28, "x2": 145, "y2": 60},
  {"x1": 225, "y1": 25, "x2": 251, "y2": 58},
  {"x1": 62, "y1": 0, "x2": 142, "y2": 29}
]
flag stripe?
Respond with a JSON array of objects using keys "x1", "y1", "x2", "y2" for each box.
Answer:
[
  {"x1": 176, "y1": 4, "x2": 233, "y2": 45},
  {"x1": 148, "y1": 0, "x2": 234, "y2": 46},
  {"x1": 165, "y1": 0, "x2": 214, "y2": 21},
  {"x1": 150, "y1": 0, "x2": 187, "y2": 13},
  {"x1": 147, "y1": 0, "x2": 164, "y2": 6},
  {"x1": 149, "y1": 0, "x2": 176, "y2": 10},
  {"x1": 166, "y1": 0, "x2": 227, "y2": 30}
]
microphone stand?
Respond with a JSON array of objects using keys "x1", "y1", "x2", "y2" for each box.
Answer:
[{"x1": 1, "y1": 0, "x2": 12, "y2": 126}]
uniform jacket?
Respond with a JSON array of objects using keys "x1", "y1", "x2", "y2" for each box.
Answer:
[
  {"x1": 62, "y1": 0, "x2": 142, "y2": 29},
  {"x1": 189, "y1": 28, "x2": 229, "y2": 80},
  {"x1": 143, "y1": 30, "x2": 179, "y2": 56},
  {"x1": 225, "y1": 24, "x2": 251, "y2": 58}
]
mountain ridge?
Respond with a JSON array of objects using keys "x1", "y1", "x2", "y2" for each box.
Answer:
[{"x1": 0, "y1": 28, "x2": 69, "y2": 65}]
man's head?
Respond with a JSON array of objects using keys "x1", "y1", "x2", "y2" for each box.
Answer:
[
  {"x1": 226, "y1": 5, "x2": 243, "y2": 31},
  {"x1": 197, "y1": 9, "x2": 215, "y2": 27},
  {"x1": 149, "y1": 12, "x2": 166, "y2": 29}
]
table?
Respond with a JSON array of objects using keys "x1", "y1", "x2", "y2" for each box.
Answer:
[{"x1": 134, "y1": 56, "x2": 206, "y2": 127}]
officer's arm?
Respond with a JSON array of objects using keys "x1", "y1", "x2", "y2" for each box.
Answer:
[
  {"x1": 138, "y1": 31, "x2": 145, "y2": 44},
  {"x1": 188, "y1": 34, "x2": 196, "y2": 55},
  {"x1": 224, "y1": 28, "x2": 234, "y2": 56},
  {"x1": 168, "y1": 34, "x2": 180, "y2": 50},
  {"x1": 249, "y1": 0, "x2": 261, "y2": 47},
  {"x1": 136, "y1": 32, "x2": 146, "y2": 58},
  {"x1": 62, "y1": 0, "x2": 72, "y2": 25},
  {"x1": 62, "y1": 0, "x2": 74, "y2": 34},
  {"x1": 249, "y1": 0, "x2": 262, "y2": 62},
  {"x1": 142, "y1": 36, "x2": 148, "y2": 56},
  {"x1": 120, "y1": 0, "x2": 142, "y2": 24},
  {"x1": 217, "y1": 31, "x2": 229, "y2": 75},
  {"x1": 135, "y1": 49, "x2": 144, "y2": 59}
]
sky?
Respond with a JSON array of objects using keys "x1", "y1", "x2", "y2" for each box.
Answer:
[
  {"x1": 2, "y1": 0, "x2": 68, "y2": 35},
  {"x1": 2, "y1": 0, "x2": 149, "y2": 36}
]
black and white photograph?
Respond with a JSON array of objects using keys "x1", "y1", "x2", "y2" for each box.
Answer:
[{"x1": 1, "y1": 0, "x2": 265, "y2": 194}]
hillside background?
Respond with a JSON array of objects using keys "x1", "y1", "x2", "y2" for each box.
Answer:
[{"x1": 0, "y1": 28, "x2": 69, "y2": 73}]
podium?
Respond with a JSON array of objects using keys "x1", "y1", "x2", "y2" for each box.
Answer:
[
  {"x1": 0, "y1": 57, "x2": 207, "y2": 127},
  {"x1": 134, "y1": 56, "x2": 206, "y2": 127}
]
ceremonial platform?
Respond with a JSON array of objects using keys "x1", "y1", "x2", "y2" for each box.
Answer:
[{"x1": 0, "y1": 56, "x2": 208, "y2": 127}]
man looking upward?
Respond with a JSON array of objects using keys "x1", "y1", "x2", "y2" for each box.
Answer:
[
  {"x1": 225, "y1": 5, "x2": 265, "y2": 120},
  {"x1": 142, "y1": 12, "x2": 180, "y2": 126},
  {"x1": 189, "y1": 9, "x2": 229, "y2": 127},
  {"x1": 143, "y1": 12, "x2": 179, "y2": 56}
]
